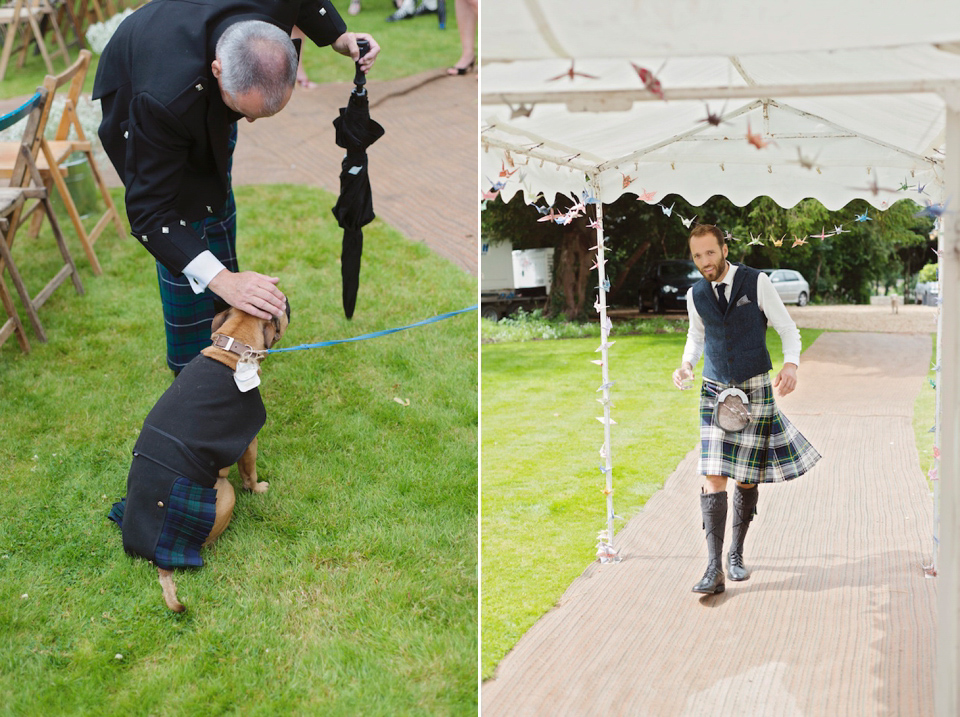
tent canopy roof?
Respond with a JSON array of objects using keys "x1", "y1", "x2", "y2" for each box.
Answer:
[{"x1": 481, "y1": 0, "x2": 960, "y2": 210}]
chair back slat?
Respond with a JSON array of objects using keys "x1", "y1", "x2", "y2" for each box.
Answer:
[
  {"x1": 0, "y1": 88, "x2": 48, "y2": 190},
  {"x1": 0, "y1": 91, "x2": 45, "y2": 133},
  {"x1": 45, "y1": 49, "x2": 91, "y2": 142}
]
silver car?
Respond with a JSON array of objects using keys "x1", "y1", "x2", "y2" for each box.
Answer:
[
  {"x1": 914, "y1": 281, "x2": 939, "y2": 305},
  {"x1": 759, "y1": 268, "x2": 810, "y2": 306}
]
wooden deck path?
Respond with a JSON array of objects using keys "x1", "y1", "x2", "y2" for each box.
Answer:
[{"x1": 482, "y1": 331, "x2": 937, "y2": 716}]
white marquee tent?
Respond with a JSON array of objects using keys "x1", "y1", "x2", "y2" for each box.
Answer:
[{"x1": 480, "y1": 2, "x2": 960, "y2": 714}]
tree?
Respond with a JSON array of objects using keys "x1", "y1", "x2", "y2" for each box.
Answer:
[{"x1": 917, "y1": 262, "x2": 939, "y2": 283}]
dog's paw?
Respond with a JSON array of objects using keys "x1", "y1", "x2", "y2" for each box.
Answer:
[{"x1": 245, "y1": 480, "x2": 269, "y2": 494}]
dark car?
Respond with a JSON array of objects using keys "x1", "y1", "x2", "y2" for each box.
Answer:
[{"x1": 638, "y1": 260, "x2": 701, "y2": 313}]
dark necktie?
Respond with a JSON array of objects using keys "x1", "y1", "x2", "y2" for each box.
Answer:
[{"x1": 717, "y1": 283, "x2": 728, "y2": 313}]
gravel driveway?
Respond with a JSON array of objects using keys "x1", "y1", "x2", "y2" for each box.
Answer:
[
  {"x1": 786, "y1": 303, "x2": 938, "y2": 334},
  {"x1": 615, "y1": 303, "x2": 939, "y2": 334}
]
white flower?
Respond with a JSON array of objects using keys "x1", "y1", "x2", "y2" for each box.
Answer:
[{"x1": 84, "y1": 9, "x2": 137, "y2": 54}]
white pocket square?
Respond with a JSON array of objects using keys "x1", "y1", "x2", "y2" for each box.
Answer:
[{"x1": 736, "y1": 295, "x2": 751, "y2": 307}]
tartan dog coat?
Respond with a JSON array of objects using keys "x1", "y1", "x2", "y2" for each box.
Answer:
[{"x1": 108, "y1": 355, "x2": 265, "y2": 568}]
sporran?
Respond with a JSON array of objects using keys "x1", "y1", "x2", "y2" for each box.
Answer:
[{"x1": 714, "y1": 387, "x2": 751, "y2": 433}]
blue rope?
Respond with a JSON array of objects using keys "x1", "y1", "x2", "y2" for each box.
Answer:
[{"x1": 266, "y1": 305, "x2": 477, "y2": 354}]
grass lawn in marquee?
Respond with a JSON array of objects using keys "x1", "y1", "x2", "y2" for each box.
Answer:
[
  {"x1": 0, "y1": 185, "x2": 477, "y2": 715},
  {"x1": 480, "y1": 325, "x2": 823, "y2": 678}
]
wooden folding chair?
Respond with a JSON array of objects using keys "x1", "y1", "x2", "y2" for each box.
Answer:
[
  {"x1": 0, "y1": 0, "x2": 71, "y2": 82},
  {"x1": 0, "y1": 49, "x2": 124, "y2": 275},
  {"x1": 52, "y1": 0, "x2": 86, "y2": 52},
  {"x1": 74, "y1": 0, "x2": 112, "y2": 26},
  {"x1": 68, "y1": 0, "x2": 145, "y2": 50},
  {"x1": 0, "y1": 87, "x2": 84, "y2": 353}
]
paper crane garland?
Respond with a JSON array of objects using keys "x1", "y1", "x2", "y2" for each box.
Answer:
[
  {"x1": 630, "y1": 62, "x2": 665, "y2": 99},
  {"x1": 746, "y1": 121, "x2": 774, "y2": 149},
  {"x1": 698, "y1": 102, "x2": 727, "y2": 127},
  {"x1": 547, "y1": 60, "x2": 598, "y2": 82}
]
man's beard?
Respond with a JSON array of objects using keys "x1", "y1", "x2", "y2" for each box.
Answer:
[{"x1": 700, "y1": 259, "x2": 727, "y2": 280}]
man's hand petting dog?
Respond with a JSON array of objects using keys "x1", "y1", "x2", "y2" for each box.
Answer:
[{"x1": 208, "y1": 269, "x2": 287, "y2": 321}]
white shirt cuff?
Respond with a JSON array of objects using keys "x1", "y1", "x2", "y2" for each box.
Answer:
[{"x1": 182, "y1": 251, "x2": 227, "y2": 294}]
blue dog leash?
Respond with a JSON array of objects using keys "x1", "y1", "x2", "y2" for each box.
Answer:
[{"x1": 265, "y1": 305, "x2": 477, "y2": 354}]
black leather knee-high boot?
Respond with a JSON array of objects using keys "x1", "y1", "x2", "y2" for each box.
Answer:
[
  {"x1": 692, "y1": 490, "x2": 727, "y2": 594},
  {"x1": 727, "y1": 484, "x2": 759, "y2": 581}
]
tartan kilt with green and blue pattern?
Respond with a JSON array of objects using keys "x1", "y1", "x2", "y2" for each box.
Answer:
[
  {"x1": 108, "y1": 476, "x2": 217, "y2": 569},
  {"x1": 699, "y1": 373, "x2": 821, "y2": 484},
  {"x1": 157, "y1": 123, "x2": 239, "y2": 372}
]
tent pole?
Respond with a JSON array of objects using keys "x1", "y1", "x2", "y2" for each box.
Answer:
[
  {"x1": 935, "y1": 96, "x2": 960, "y2": 717},
  {"x1": 933, "y1": 218, "x2": 943, "y2": 576},
  {"x1": 483, "y1": 78, "x2": 960, "y2": 107},
  {"x1": 590, "y1": 175, "x2": 617, "y2": 558}
]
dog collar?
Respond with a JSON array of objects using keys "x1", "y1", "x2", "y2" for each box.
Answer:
[{"x1": 211, "y1": 334, "x2": 262, "y2": 358}]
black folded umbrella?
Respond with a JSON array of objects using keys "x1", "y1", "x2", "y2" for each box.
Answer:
[{"x1": 331, "y1": 40, "x2": 385, "y2": 319}]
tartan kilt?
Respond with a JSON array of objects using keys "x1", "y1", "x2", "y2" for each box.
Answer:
[
  {"x1": 157, "y1": 122, "x2": 240, "y2": 372},
  {"x1": 108, "y1": 475, "x2": 217, "y2": 570},
  {"x1": 699, "y1": 373, "x2": 821, "y2": 484}
]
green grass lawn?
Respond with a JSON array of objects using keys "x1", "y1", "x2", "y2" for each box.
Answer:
[
  {"x1": 913, "y1": 332, "x2": 938, "y2": 481},
  {"x1": 480, "y1": 326, "x2": 822, "y2": 678},
  {"x1": 0, "y1": 1, "x2": 463, "y2": 100},
  {"x1": 0, "y1": 185, "x2": 477, "y2": 715}
]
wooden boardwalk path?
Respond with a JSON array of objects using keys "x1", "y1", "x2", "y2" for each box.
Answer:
[{"x1": 482, "y1": 331, "x2": 937, "y2": 716}]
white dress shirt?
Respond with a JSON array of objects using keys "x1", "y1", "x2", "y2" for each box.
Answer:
[
  {"x1": 681, "y1": 263, "x2": 802, "y2": 373},
  {"x1": 182, "y1": 250, "x2": 227, "y2": 294}
]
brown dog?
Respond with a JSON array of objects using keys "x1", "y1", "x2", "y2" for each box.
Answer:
[{"x1": 108, "y1": 304, "x2": 289, "y2": 612}]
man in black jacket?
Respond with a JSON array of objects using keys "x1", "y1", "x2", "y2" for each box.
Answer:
[{"x1": 93, "y1": 0, "x2": 379, "y2": 372}]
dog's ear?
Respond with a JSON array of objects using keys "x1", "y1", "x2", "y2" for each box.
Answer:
[
  {"x1": 262, "y1": 321, "x2": 276, "y2": 350},
  {"x1": 211, "y1": 308, "x2": 231, "y2": 334},
  {"x1": 263, "y1": 307, "x2": 288, "y2": 348}
]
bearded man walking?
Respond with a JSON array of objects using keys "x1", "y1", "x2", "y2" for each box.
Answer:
[{"x1": 673, "y1": 224, "x2": 821, "y2": 594}]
